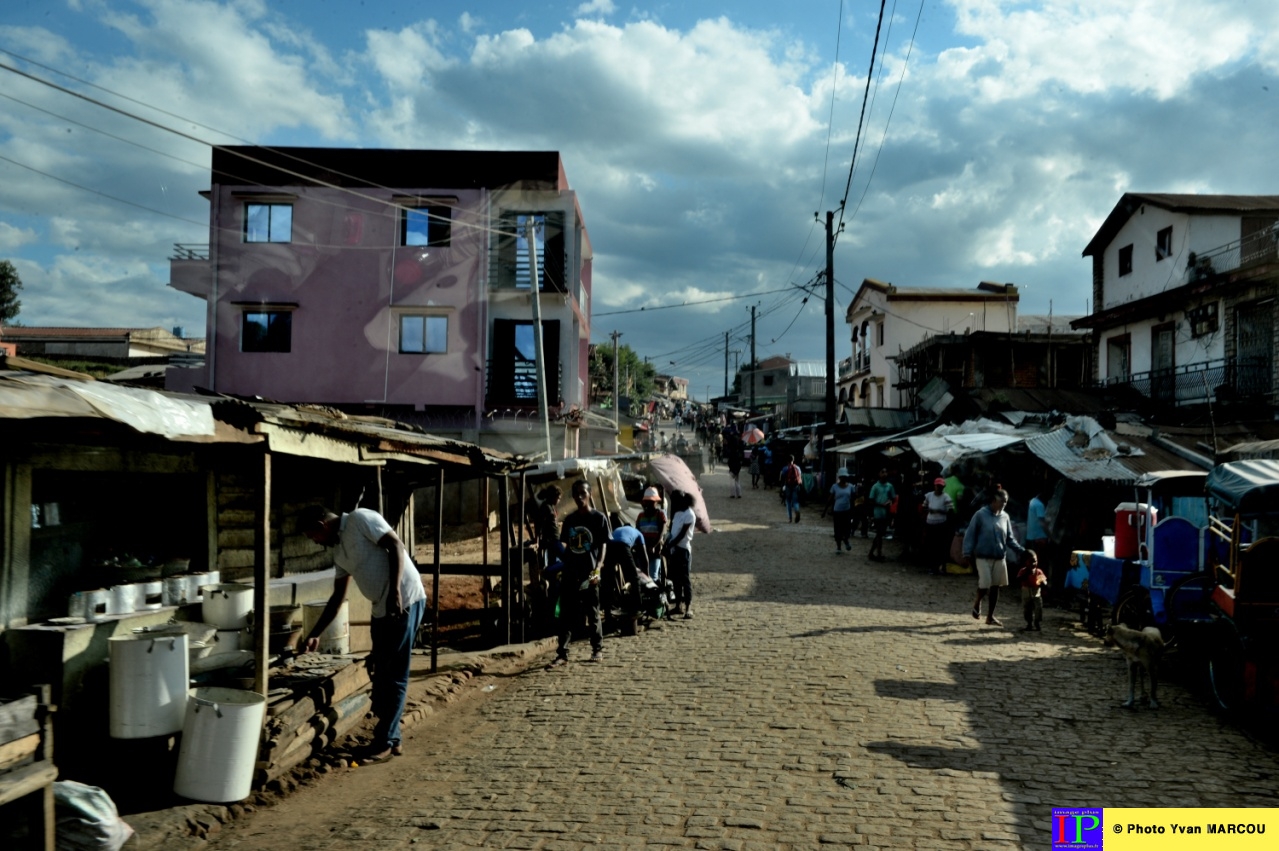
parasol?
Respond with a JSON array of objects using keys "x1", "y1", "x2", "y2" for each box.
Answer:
[{"x1": 743, "y1": 425, "x2": 765, "y2": 445}]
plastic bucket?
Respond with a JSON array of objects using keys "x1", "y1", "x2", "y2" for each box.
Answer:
[
  {"x1": 202, "y1": 584, "x2": 253, "y2": 629},
  {"x1": 1102, "y1": 535, "x2": 1116, "y2": 558},
  {"x1": 173, "y1": 687, "x2": 267, "y2": 802},
  {"x1": 108, "y1": 633, "x2": 189, "y2": 739},
  {"x1": 303, "y1": 600, "x2": 349, "y2": 654}
]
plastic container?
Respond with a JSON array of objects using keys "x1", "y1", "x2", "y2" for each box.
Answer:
[
  {"x1": 108, "y1": 633, "x2": 189, "y2": 739},
  {"x1": 303, "y1": 600, "x2": 349, "y2": 654},
  {"x1": 173, "y1": 687, "x2": 267, "y2": 802},
  {"x1": 1102, "y1": 536, "x2": 1116, "y2": 558},
  {"x1": 1114, "y1": 503, "x2": 1158, "y2": 559},
  {"x1": 202, "y1": 584, "x2": 253, "y2": 629}
]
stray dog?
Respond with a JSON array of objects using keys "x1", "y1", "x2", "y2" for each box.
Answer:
[{"x1": 1105, "y1": 623, "x2": 1164, "y2": 709}]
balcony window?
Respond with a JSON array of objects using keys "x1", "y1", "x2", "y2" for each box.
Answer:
[
  {"x1": 492, "y1": 211, "x2": 566, "y2": 291},
  {"x1": 1118, "y1": 244, "x2": 1133, "y2": 277},
  {"x1": 399, "y1": 315, "x2": 448, "y2": 354},
  {"x1": 1156, "y1": 226, "x2": 1172, "y2": 261},
  {"x1": 244, "y1": 203, "x2": 292, "y2": 243},
  {"x1": 241, "y1": 310, "x2": 292, "y2": 353},
  {"x1": 488, "y1": 319, "x2": 560, "y2": 405},
  {"x1": 401, "y1": 206, "x2": 451, "y2": 247}
]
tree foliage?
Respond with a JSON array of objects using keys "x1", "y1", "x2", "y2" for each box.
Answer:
[
  {"x1": 590, "y1": 342, "x2": 656, "y2": 404},
  {"x1": 0, "y1": 260, "x2": 22, "y2": 324}
]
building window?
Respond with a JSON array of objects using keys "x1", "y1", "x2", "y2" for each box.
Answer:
[
  {"x1": 244, "y1": 203, "x2": 292, "y2": 243},
  {"x1": 1156, "y1": 226, "x2": 1173, "y2": 261},
  {"x1": 488, "y1": 319, "x2": 560, "y2": 405},
  {"x1": 401, "y1": 206, "x2": 451, "y2": 247},
  {"x1": 493, "y1": 211, "x2": 566, "y2": 291},
  {"x1": 877, "y1": 321, "x2": 884, "y2": 347},
  {"x1": 1118, "y1": 244, "x2": 1133, "y2": 277},
  {"x1": 241, "y1": 311, "x2": 292, "y2": 352},
  {"x1": 399, "y1": 315, "x2": 448, "y2": 353},
  {"x1": 1187, "y1": 302, "x2": 1219, "y2": 339},
  {"x1": 762, "y1": 375, "x2": 775, "y2": 387}
]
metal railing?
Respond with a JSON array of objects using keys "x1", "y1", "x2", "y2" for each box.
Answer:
[
  {"x1": 1184, "y1": 224, "x2": 1279, "y2": 284},
  {"x1": 170, "y1": 243, "x2": 209, "y2": 261},
  {"x1": 1098, "y1": 357, "x2": 1272, "y2": 403},
  {"x1": 485, "y1": 359, "x2": 563, "y2": 408}
]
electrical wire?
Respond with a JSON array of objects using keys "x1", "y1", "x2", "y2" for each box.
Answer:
[
  {"x1": 844, "y1": 0, "x2": 925, "y2": 228},
  {"x1": 593, "y1": 286, "x2": 795, "y2": 317}
]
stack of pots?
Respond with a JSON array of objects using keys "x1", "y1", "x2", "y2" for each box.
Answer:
[{"x1": 202, "y1": 584, "x2": 253, "y2": 653}]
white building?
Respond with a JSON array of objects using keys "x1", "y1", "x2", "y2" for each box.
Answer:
[
  {"x1": 842, "y1": 279, "x2": 1019, "y2": 410},
  {"x1": 1074, "y1": 193, "x2": 1279, "y2": 405}
]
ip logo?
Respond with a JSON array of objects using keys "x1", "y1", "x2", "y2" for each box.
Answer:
[{"x1": 1052, "y1": 808, "x2": 1103, "y2": 849}]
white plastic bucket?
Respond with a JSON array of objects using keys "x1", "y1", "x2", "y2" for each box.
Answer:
[
  {"x1": 174, "y1": 687, "x2": 267, "y2": 802},
  {"x1": 202, "y1": 584, "x2": 253, "y2": 629},
  {"x1": 1102, "y1": 535, "x2": 1116, "y2": 558},
  {"x1": 302, "y1": 600, "x2": 349, "y2": 654},
  {"x1": 108, "y1": 633, "x2": 189, "y2": 739}
]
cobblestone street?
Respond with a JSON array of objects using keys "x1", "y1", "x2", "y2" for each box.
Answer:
[{"x1": 207, "y1": 467, "x2": 1279, "y2": 849}]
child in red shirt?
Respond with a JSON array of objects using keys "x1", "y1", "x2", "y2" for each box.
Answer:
[{"x1": 1018, "y1": 554, "x2": 1047, "y2": 632}]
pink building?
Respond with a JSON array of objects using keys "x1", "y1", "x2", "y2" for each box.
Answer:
[{"x1": 168, "y1": 148, "x2": 594, "y2": 456}]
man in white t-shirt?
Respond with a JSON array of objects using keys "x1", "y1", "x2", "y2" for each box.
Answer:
[
  {"x1": 923, "y1": 477, "x2": 955, "y2": 574},
  {"x1": 300, "y1": 505, "x2": 427, "y2": 763}
]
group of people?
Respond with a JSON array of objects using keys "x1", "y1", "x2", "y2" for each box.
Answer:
[
  {"x1": 533, "y1": 479, "x2": 699, "y2": 669},
  {"x1": 820, "y1": 468, "x2": 1049, "y2": 631}
]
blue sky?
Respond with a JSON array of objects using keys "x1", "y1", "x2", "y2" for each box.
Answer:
[{"x1": 3, "y1": 0, "x2": 1279, "y2": 397}]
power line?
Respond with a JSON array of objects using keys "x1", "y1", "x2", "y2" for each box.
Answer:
[
  {"x1": 844, "y1": 0, "x2": 926, "y2": 228},
  {"x1": 593, "y1": 286, "x2": 794, "y2": 317},
  {"x1": 836, "y1": 0, "x2": 888, "y2": 223}
]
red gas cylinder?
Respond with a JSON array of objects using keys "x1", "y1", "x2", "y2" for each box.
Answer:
[{"x1": 1114, "y1": 502, "x2": 1157, "y2": 559}]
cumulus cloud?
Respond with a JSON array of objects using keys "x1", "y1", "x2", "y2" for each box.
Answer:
[{"x1": 3, "y1": 1, "x2": 1279, "y2": 390}]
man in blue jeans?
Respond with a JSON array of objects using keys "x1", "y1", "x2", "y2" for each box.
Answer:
[{"x1": 300, "y1": 504, "x2": 427, "y2": 763}]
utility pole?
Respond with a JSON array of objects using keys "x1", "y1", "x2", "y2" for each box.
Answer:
[
  {"x1": 610, "y1": 330, "x2": 622, "y2": 434},
  {"x1": 723, "y1": 331, "x2": 730, "y2": 400},
  {"x1": 750, "y1": 304, "x2": 757, "y2": 414},
  {"x1": 526, "y1": 218, "x2": 552, "y2": 461},
  {"x1": 825, "y1": 210, "x2": 836, "y2": 432}
]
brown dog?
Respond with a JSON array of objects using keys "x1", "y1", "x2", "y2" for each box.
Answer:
[{"x1": 1105, "y1": 623, "x2": 1164, "y2": 709}]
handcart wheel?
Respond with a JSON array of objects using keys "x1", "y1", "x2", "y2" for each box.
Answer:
[
  {"x1": 1207, "y1": 618, "x2": 1246, "y2": 713},
  {"x1": 1111, "y1": 588, "x2": 1154, "y2": 630}
]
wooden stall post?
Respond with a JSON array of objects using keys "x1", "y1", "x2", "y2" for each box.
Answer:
[
  {"x1": 253, "y1": 449, "x2": 271, "y2": 696},
  {"x1": 517, "y1": 470, "x2": 527, "y2": 644},
  {"x1": 498, "y1": 473, "x2": 511, "y2": 645},
  {"x1": 430, "y1": 466, "x2": 443, "y2": 674}
]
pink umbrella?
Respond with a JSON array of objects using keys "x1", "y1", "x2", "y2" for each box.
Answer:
[
  {"x1": 646, "y1": 454, "x2": 712, "y2": 533},
  {"x1": 743, "y1": 425, "x2": 765, "y2": 445}
]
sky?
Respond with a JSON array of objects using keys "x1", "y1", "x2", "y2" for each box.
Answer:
[{"x1": 3, "y1": 0, "x2": 1279, "y2": 399}]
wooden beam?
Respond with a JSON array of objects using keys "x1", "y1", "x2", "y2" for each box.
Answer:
[
  {"x1": 430, "y1": 466, "x2": 443, "y2": 674},
  {"x1": 253, "y1": 449, "x2": 271, "y2": 696},
  {"x1": 517, "y1": 470, "x2": 527, "y2": 644},
  {"x1": 499, "y1": 474, "x2": 511, "y2": 645}
]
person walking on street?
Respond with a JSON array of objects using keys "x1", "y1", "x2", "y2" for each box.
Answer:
[
  {"x1": 665, "y1": 490, "x2": 697, "y2": 618},
  {"x1": 726, "y1": 436, "x2": 744, "y2": 499},
  {"x1": 823, "y1": 468, "x2": 856, "y2": 554},
  {"x1": 781, "y1": 455, "x2": 803, "y2": 522},
  {"x1": 300, "y1": 504, "x2": 427, "y2": 763},
  {"x1": 749, "y1": 447, "x2": 762, "y2": 489},
  {"x1": 867, "y1": 468, "x2": 896, "y2": 561},
  {"x1": 549, "y1": 479, "x2": 611, "y2": 667},
  {"x1": 1026, "y1": 488, "x2": 1052, "y2": 587},
  {"x1": 962, "y1": 488, "x2": 1026, "y2": 627},
  {"x1": 923, "y1": 477, "x2": 955, "y2": 574}
]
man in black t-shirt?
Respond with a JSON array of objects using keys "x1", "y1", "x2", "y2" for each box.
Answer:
[{"x1": 548, "y1": 479, "x2": 610, "y2": 668}]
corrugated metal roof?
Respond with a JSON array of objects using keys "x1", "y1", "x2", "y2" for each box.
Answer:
[{"x1": 1024, "y1": 429, "x2": 1139, "y2": 483}]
